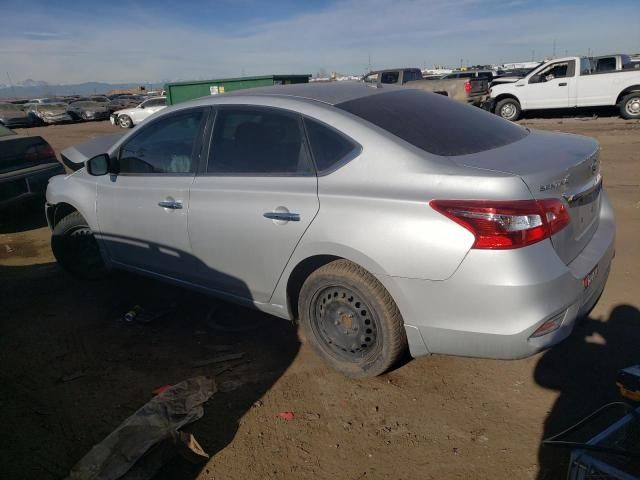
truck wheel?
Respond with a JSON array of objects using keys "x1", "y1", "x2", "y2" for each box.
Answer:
[
  {"x1": 118, "y1": 115, "x2": 133, "y2": 128},
  {"x1": 298, "y1": 259, "x2": 407, "y2": 378},
  {"x1": 620, "y1": 93, "x2": 640, "y2": 120},
  {"x1": 495, "y1": 98, "x2": 521, "y2": 121},
  {"x1": 51, "y1": 211, "x2": 107, "y2": 279}
]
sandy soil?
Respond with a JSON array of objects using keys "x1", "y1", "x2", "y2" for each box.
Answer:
[{"x1": 1, "y1": 114, "x2": 639, "y2": 480}]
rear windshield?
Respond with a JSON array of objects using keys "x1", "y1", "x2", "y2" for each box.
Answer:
[{"x1": 336, "y1": 89, "x2": 528, "y2": 156}]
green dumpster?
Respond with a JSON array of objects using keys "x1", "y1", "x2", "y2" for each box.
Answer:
[{"x1": 164, "y1": 74, "x2": 311, "y2": 105}]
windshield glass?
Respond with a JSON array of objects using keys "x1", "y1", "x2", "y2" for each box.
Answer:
[{"x1": 336, "y1": 89, "x2": 529, "y2": 156}]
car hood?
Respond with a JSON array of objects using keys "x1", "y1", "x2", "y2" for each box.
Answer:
[
  {"x1": 60, "y1": 132, "x2": 124, "y2": 170},
  {"x1": 113, "y1": 106, "x2": 140, "y2": 115}
]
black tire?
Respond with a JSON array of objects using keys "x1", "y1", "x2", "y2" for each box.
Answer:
[
  {"x1": 118, "y1": 115, "x2": 133, "y2": 128},
  {"x1": 51, "y1": 211, "x2": 107, "y2": 279},
  {"x1": 298, "y1": 259, "x2": 407, "y2": 378},
  {"x1": 619, "y1": 92, "x2": 640, "y2": 120},
  {"x1": 495, "y1": 98, "x2": 521, "y2": 121}
]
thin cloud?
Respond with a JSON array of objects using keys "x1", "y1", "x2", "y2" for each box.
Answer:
[{"x1": 0, "y1": 0, "x2": 637, "y2": 83}]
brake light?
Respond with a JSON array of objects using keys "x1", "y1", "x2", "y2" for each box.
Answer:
[
  {"x1": 464, "y1": 81, "x2": 472, "y2": 93},
  {"x1": 25, "y1": 143, "x2": 56, "y2": 162},
  {"x1": 430, "y1": 199, "x2": 569, "y2": 249}
]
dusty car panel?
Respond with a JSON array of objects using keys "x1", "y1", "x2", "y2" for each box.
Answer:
[{"x1": 363, "y1": 68, "x2": 490, "y2": 105}]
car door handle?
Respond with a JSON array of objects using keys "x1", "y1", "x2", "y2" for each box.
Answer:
[
  {"x1": 263, "y1": 212, "x2": 300, "y2": 222},
  {"x1": 558, "y1": 82, "x2": 567, "y2": 86},
  {"x1": 158, "y1": 200, "x2": 183, "y2": 209}
]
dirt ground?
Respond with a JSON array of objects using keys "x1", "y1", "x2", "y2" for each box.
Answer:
[{"x1": 1, "y1": 113, "x2": 639, "y2": 480}]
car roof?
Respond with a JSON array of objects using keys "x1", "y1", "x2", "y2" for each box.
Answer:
[{"x1": 205, "y1": 81, "x2": 398, "y2": 106}]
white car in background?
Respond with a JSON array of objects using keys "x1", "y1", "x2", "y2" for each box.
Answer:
[{"x1": 110, "y1": 97, "x2": 166, "y2": 128}]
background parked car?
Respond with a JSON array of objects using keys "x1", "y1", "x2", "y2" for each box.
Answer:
[
  {"x1": 0, "y1": 102, "x2": 32, "y2": 127},
  {"x1": 66, "y1": 100, "x2": 110, "y2": 121},
  {"x1": 106, "y1": 94, "x2": 145, "y2": 113},
  {"x1": 0, "y1": 124, "x2": 64, "y2": 208},
  {"x1": 110, "y1": 96, "x2": 166, "y2": 128},
  {"x1": 27, "y1": 103, "x2": 73, "y2": 125}
]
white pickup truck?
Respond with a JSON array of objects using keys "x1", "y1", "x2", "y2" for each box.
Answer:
[{"x1": 490, "y1": 56, "x2": 640, "y2": 121}]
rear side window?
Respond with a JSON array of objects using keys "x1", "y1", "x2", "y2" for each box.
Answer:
[
  {"x1": 380, "y1": 72, "x2": 399, "y2": 84},
  {"x1": 403, "y1": 69, "x2": 423, "y2": 82},
  {"x1": 208, "y1": 107, "x2": 312, "y2": 175},
  {"x1": 304, "y1": 118, "x2": 360, "y2": 173},
  {"x1": 336, "y1": 89, "x2": 529, "y2": 156}
]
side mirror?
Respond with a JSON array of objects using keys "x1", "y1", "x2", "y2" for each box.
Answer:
[
  {"x1": 87, "y1": 154, "x2": 116, "y2": 176},
  {"x1": 529, "y1": 74, "x2": 541, "y2": 84}
]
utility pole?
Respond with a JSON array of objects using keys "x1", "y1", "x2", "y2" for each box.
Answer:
[
  {"x1": 367, "y1": 53, "x2": 371, "y2": 73},
  {"x1": 588, "y1": 47, "x2": 591, "y2": 57},
  {"x1": 553, "y1": 39, "x2": 556, "y2": 58}
]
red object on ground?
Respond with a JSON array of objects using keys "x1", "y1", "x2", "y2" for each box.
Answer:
[
  {"x1": 152, "y1": 384, "x2": 173, "y2": 395},
  {"x1": 277, "y1": 411, "x2": 295, "y2": 421}
]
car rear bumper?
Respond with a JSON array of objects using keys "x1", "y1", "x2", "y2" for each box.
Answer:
[
  {"x1": 0, "y1": 162, "x2": 65, "y2": 207},
  {"x1": 381, "y1": 190, "x2": 615, "y2": 360}
]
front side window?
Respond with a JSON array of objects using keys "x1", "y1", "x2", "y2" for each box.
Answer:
[
  {"x1": 380, "y1": 71, "x2": 399, "y2": 84},
  {"x1": 535, "y1": 61, "x2": 575, "y2": 82},
  {"x1": 119, "y1": 109, "x2": 205, "y2": 174},
  {"x1": 208, "y1": 107, "x2": 312, "y2": 175},
  {"x1": 363, "y1": 73, "x2": 379, "y2": 84},
  {"x1": 304, "y1": 118, "x2": 359, "y2": 174}
]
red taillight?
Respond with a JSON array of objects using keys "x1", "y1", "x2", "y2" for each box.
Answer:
[
  {"x1": 464, "y1": 81, "x2": 472, "y2": 93},
  {"x1": 25, "y1": 143, "x2": 56, "y2": 162},
  {"x1": 430, "y1": 199, "x2": 569, "y2": 249}
]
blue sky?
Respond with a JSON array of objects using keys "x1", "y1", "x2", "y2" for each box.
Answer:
[{"x1": 0, "y1": 0, "x2": 638, "y2": 84}]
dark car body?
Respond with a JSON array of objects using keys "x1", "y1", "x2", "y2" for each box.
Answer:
[
  {"x1": 0, "y1": 125, "x2": 64, "y2": 207},
  {"x1": 66, "y1": 101, "x2": 110, "y2": 121},
  {"x1": 0, "y1": 103, "x2": 32, "y2": 128},
  {"x1": 106, "y1": 94, "x2": 145, "y2": 113}
]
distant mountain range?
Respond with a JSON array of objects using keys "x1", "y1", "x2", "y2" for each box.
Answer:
[{"x1": 0, "y1": 80, "x2": 159, "y2": 99}]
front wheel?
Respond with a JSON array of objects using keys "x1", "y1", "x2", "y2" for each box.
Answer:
[
  {"x1": 118, "y1": 115, "x2": 133, "y2": 128},
  {"x1": 51, "y1": 211, "x2": 107, "y2": 279},
  {"x1": 298, "y1": 260, "x2": 407, "y2": 378},
  {"x1": 495, "y1": 98, "x2": 521, "y2": 121},
  {"x1": 620, "y1": 93, "x2": 640, "y2": 120}
]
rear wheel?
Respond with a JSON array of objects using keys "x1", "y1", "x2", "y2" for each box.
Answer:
[
  {"x1": 620, "y1": 93, "x2": 640, "y2": 120},
  {"x1": 118, "y1": 115, "x2": 133, "y2": 128},
  {"x1": 298, "y1": 259, "x2": 407, "y2": 378},
  {"x1": 51, "y1": 211, "x2": 107, "y2": 279},
  {"x1": 495, "y1": 98, "x2": 521, "y2": 121}
]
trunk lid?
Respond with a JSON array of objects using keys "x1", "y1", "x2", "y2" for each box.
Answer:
[{"x1": 453, "y1": 129, "x2": 601, "y2": 265}]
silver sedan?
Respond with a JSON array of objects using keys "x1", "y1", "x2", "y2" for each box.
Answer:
[{"x1": 46, "y1": 83, "x2": 614, "y2": 377}]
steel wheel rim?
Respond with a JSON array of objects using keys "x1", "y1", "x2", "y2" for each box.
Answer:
[
  {"x1": 310, "y1": 285, "x2": 380, "y2": 362},
  {"x1": 625, "y1": 98, "x2": 640, "y2": 116},
  {"x1": 500, "y1": 103, "x2": 516, "y2": 119}
]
